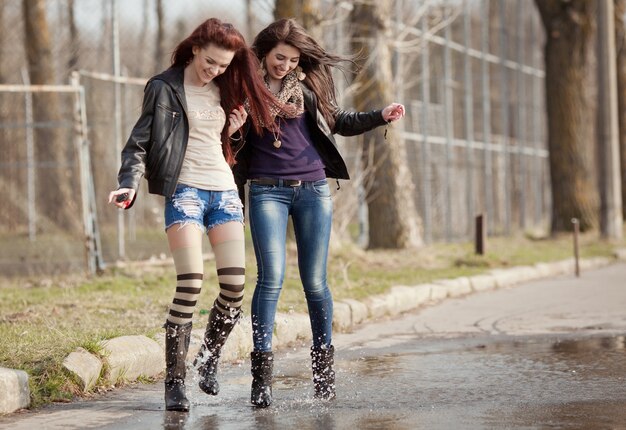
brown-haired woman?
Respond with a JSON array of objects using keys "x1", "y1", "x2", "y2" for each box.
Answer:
[
  {"x1": 234, "y1": 18, "x2": 405, "y2": 407},
  {"x1": 108, "y1": 18, "x2": 279, "y2": 412}
]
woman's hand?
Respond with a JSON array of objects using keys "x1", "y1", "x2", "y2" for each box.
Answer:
[
  {"x1": 382, "y1": 103, "x2": 405, "y2": 123},
  {"x1": 108, "y1": 188, "x2": 135, "y2": 209},
  {"x1": 227, "y1": 105, "x2": 248, "y2": 136}
]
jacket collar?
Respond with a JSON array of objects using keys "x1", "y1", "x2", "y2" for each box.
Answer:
[
  {"x1": 301, "y1": 83, "x2": 332, "y2": 136},
  {"x1": 151, "y1": 66, "x2": 188, "y2": 113},
  {"x1": 301, "y1": 83, "x2": 317, "y2": 119}
]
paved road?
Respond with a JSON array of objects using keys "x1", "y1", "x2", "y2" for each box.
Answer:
[{"x1": 2, "y1": 263, "x2": 625, "y2": 429}]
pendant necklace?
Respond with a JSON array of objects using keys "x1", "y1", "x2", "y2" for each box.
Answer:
[{"x1": 272, "y1": 117, "x2": 281, "y2": 149}]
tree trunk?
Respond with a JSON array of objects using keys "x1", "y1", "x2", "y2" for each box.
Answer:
[
  {"x1": 301, "y1": 0, "x2": 321, "y2": 40},
  {"x1": 245, "y1": 0, "x2": 254, "y2": 41},
  {"x1": 155, "y1": 0, "x2": 165, "y2": 73},
  {"x1": 0, "y1": 2, "x2": 4, "y2": 84},
  {"x1": 534, "y1": 0, "x2": 598, "y2": 232},
  {"x1": 615, "y1": 0, "x2": 626, "y2": 218},
  {"x1": 67, "y1": 0, "x2": 78, "y2": 73},
  {"x1": 274, "y1": 0, "x2": 321, "y2": 38},
  {"x1": 22, "y1": 0, "x2": 79, "y2": 232},
  {"x1": 274, "y1": 0, "x2": 298, "y2": 20},
  {"x1": 350, "y1": 2, "x2": 423, "y2": 249}
]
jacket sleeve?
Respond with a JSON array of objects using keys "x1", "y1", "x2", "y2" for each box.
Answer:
[
  {"x1": 333, "y1": 107, "x2": 388, "y2": 137},
  {"x1": 117, "y1": 80, "x2": 160, "y2": 191}
]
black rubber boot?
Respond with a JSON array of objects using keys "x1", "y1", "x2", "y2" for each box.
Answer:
[
  {"x1": 250, "y1": 351, "x2": 274, "y2": 408},
  {"x1": 311, "y1": 345, "x2": 336, "y2": 400},
  {"x1": 193, "y1": 303, "x2": 241, "y2": 395},
  {"x1": 164, "y1": 321, "x2": 192, "y2": 412}
]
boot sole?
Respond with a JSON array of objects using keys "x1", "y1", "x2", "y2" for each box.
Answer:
[
  {"x1": 165, "y1": 405, "x2": 190, "y2": 412},
  {"x1": 199, "y1": 382, "x2": 219, "y2": 396}
]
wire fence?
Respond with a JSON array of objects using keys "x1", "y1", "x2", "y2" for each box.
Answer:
[
  {"x1": 401, "y1": 0, "x2": 549, "y2": 242},
  {"x1": 0, "y1": 0, "x2": 549, "y2": 275}
]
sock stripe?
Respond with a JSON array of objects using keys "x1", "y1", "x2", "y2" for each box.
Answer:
[
  {"x1": 173, "y1": 298, "x2": 197, "y2": 307},
  {"x1": 219, "y1": 293, "x2": 242, "y2": 303},
  {"x1": 215, "y1": 300, "x2": 239, "y2": 313},
  {"x1": 176, "y1": 286, "x2": 202, "y2": 294},
  {"x1": 219, "y1": 282, "x2": 244, "y2": 293},
  {"x1": 169, "y1": 309, "x2": 193, "y2": 319},
  {"x1": 177, "y1": 273, "x2": 203, "y2": 281},
  {"x1": 217, "y1": 267, "x2": 245, "y2": 276}
]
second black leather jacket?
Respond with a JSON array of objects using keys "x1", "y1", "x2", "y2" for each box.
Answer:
[
  {"x1": 233, "y1": 83, "x2": 388, "y2": 188},
  {"x1": 117, "y1": 66, "x2": 190, "y2": 200}
]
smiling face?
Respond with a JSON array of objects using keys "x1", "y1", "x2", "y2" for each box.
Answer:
[
  {"x1": 264, "y1": 42, "x2": 301, "y2": 84},
  {"x1": 187, "y1": 43, "x2": 235, "y2": 86}
]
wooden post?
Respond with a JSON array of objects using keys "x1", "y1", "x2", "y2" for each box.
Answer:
[
  {"x1": 572, "y1": 218, "x2": 580, "y2": 277},
  {"x1": 475, "y1": 214, "x2": 486, "y2": 255}
]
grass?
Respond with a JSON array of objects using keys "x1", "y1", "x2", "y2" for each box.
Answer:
[{"x1": 0, "y1": 228, "x2": 623, "y2": 408}]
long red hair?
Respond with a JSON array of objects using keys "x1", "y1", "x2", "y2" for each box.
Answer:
[{"x1": 172, "y1": 18, "x2": 277, "y2": 165}]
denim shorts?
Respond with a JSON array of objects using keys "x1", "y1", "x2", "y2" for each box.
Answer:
[{"x1": 164, "y1": 185, "x2": 244, "y2": 233}]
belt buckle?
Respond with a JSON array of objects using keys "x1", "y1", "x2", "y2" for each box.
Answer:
[{"x1": 290, "y1": 180, "x2": 302, "y2": 187}]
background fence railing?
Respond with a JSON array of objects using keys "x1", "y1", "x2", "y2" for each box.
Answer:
[{"x1": 0, "y1": 0, "x2": 549, "y2": 275}]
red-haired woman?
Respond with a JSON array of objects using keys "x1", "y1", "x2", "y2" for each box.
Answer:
[{"x1": 108, "y1": 18, "x2": 279, "y2": 412}]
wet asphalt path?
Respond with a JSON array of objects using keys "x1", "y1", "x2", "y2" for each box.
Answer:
[{"x1": 2, "y1": 263, "x2": 626, "y2": 429}]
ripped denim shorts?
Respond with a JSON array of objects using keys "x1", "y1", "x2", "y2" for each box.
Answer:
[{"x1": 164, "y1": 184, "x2": 244, "y2": 233}]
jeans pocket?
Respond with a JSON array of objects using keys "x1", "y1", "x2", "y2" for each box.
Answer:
[{"x1": 312, "y1": 182, "x2": 331, "y2": 198}]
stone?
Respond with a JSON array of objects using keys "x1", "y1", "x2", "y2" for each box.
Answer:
[
  {"x1": 0, "y1": 367, "x2": 30, "y2": 414},
  {"x1": 101, "y1": 335, "x2": 164, "y2": 384},
  {"x1": 62, "y1": 347, "x2": 102, "y2": 392}
]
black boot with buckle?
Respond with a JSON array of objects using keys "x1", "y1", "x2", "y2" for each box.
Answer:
[
  {"x1": 193, "y1": 302, "x2": 241, "y2": 395},
  {"x1": 311, "y1": 345, "x2": 336, "y2": 400},
  {"x1": 164, "y1": 321, "x2": 192, "y2": 412}
]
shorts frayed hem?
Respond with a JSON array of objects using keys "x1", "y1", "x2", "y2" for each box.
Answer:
[
  {"x1": 206, "y1": 218, "x2": 244, "y2": 232},
  {"x1": 165, "y1": 220, "x2": 206, "y2": 234}
]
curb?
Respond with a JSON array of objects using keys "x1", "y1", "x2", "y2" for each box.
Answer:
[{"x1": 2, "y1": 251, "x2": 624, "y2": 414}]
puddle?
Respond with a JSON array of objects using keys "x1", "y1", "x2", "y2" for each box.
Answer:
[{"x1": 338, "y1": 335, "x2": 626, "y2": 428}]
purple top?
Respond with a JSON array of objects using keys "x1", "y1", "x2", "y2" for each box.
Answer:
[{"x1": 246, "y1": 115, "x2": 326, "y2": 181}]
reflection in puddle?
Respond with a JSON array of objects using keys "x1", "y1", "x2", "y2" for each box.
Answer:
[{"x1": 338, "y1": 335, "x2": 626, "y2": 428}]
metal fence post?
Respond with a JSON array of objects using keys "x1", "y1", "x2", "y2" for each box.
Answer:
[
  {"x1": 71, "y1": 72, "x2": 104, "y2": 274},
  {"x1": 20, "y1": 68, "x2": 36, "y2": 241}
]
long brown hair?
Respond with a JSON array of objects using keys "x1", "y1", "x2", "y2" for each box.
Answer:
[
  {"x1": 171, "y1": 18, "x2": 278, "y2": 165},
  {"x1": 252, "y1": 18, "x2": 357, "y2": 131}
]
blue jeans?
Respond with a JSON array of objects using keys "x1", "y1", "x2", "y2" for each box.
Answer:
[{"x1": 249, "y1": 179, "x2": 333, "y2": 352}]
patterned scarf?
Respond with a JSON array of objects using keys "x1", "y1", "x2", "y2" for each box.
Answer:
[
  {"x1": 246, "y1": 69, "x2": 305, "y2": 127},
  {"x1": 267, "y1": 70, "x2": 305, "y2": 119}
]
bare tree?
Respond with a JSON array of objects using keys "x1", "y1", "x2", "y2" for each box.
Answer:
[
  {"x1": 534, "y1": 0, "x2": 598, "y2": 232},
  {"x1": 350, "y1": 1, "x2": 423, "y2": 248},
  {"x1": 22, "y1": 0, "x2": 79, "y2": 231},
  {"x1": 615, "y1": 0, "x2": 626, "y2": 218}
]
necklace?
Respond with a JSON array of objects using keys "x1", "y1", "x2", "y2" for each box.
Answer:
[{"x1": 271, "y1": 117, "x2": 281, "y2": 149}]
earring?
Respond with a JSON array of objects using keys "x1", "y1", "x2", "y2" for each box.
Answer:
[{"x1": 295, "y1": 66, "x2": 306, "y2": 81}]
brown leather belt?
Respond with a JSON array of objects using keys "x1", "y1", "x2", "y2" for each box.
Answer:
[{"x1": 250, "y1": 178, "x2": 303, "y2": 187}]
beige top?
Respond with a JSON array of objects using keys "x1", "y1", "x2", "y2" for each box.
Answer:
[{"x1": 177, "y1": 82, "x2": 236, "y2": 191}]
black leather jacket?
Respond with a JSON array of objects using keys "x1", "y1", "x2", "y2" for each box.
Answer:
[
  {"x1": 233, "y1": 83, "x2": 387, "y2": 189},
  {"x1": 117, "y1": 66, "x2": 190, "y2": 200}
]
